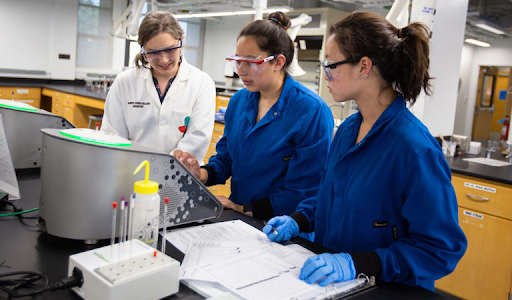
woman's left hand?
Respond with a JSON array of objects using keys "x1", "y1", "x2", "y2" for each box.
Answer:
[{"x1": 216, "y1": 195, "x2": 244, "y2": 213}]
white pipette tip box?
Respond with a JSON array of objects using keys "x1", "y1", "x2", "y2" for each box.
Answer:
[{"x1": 68, "y1": 239, "x2": 180, "y2": 300}]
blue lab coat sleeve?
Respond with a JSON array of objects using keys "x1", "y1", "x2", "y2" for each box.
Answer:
[
  {"x1": 373, "y1": 145, "x2": 467, "y2": 290},
  {"x1": 267, "y1": 102, "x2": 333, "y2": 219}
]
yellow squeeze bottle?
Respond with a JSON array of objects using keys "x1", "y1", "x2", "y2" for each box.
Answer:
[{"x1": 132, "y1": 160, "x2": 161, "y2": 248}]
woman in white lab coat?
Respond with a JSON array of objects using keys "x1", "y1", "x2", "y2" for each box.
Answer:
[{"x1": 101, "y1": 11, "x2": 215, "y2": 162}]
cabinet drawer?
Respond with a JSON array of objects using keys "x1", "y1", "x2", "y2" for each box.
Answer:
[
  {"x1": 213, "y1": 122, "x2": 225, "y2": 132},
  {"x1": 42, "y1": 88, "x2": 57, "y2": 98},
  {"x1": 0, "y1": 87, "x2": 41, "y2": 108},
  {"x1": 208, "y1": 184, "x2": 230, "y2": 198},
  {"x1": 452, "y1": 174, "x2": 512, "y2": 220},
  {"x1": 52, "y1": 102, "x2": 61, "y2": 114},
  {"x1": 62, "y1": 106, "x2": 74, "y2": 121},
  {"x1": 216, "y1": 95, "x2": 230, "y2": 111},
  {"x1": 55, "y1": 92, "x2": 74, "y2": 103},
  {"x1": 0, "y1": 87, "x2": 41, "y2": 100}
]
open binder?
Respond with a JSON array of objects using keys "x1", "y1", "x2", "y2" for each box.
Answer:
[
  {"x1": 166, "y1": 220, "x2": 376, "y2": 300},
  {"x1": 302, "y1": 274, "x2": 376, "y2": 300},
  {"x1": 183, "y1": 273, "x2": 376, "y2": 300}
]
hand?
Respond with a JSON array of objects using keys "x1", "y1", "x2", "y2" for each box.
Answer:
[
  {"x1": 217, "y1": 196, "x2": 244, "y2": 213},
  {"x1": 263, "y1": 216, "x2": 299, "y2": 242},
  {"x1": 174, "y1": 150, "x2": 202, "y2": 180},
  {"x1": 299, "y1": 253, "x2": 356, "y2": 286}
]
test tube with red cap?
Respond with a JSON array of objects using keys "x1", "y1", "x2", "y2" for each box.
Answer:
[
  {"x1": 161, "y1": 197, "x2": 169, "y2": 254},
  {"x1": 95, "y1": 121, "x2": 100, "y2": 130},
  {"x1": 111, "y1": 202, "x2": 118, "y2": 263}
]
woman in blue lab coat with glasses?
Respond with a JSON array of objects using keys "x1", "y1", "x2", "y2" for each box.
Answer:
[
  {"x1": 263, "y1": 12, "x2": 467, "y2": 291},
  {"x1": 101, "y1": 11, "x2": 215, "y2": 162},
  {"x1": 175, "y1": 12, "x2": 334, "y2": 221}
]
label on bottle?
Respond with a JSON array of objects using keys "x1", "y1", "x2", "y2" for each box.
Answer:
[{"x1": 132, "y1": 193, "x2": 160, "y2": 248}]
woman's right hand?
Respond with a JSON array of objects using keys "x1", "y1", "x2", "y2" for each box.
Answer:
[{"x1": 174, "y1": 150, "x2": 202, "y2": 179}]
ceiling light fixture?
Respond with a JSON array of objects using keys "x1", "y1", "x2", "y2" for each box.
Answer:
[
  {"x1": 465, "y1": 38, "x2": 491, "y2": 47},
  {"x1": 173, "y1": 7, "x2": 291, "y2": 19},
  {"x1": 474, "y1": 23, "x2": 505, "y2": 35}
]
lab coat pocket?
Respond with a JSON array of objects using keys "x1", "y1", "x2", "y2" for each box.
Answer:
[
  {"x1": 353, "y1": 209, "x2": 398, "y2": 250},
  {"x1": 169, "y1": 110, "x2": 192, "y2": 146}
]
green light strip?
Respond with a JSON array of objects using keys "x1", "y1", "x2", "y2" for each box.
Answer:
[
  {"x1": 60, "y1": 131, "x2": 132, "y2": 147},
  {"x1": 0, "y1": 103, "x2": 38, "y2": 112}
]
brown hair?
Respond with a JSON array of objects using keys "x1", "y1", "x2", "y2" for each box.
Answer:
[
  {"x1": 237, "y1": 11, "x2": 294, "y2": 71},
  {"x1": 134, "y1": 11, "x2": 184, "y2": 67},
  {"x1": 329, "y1": 11, "x2": 432, "y2": 104}
]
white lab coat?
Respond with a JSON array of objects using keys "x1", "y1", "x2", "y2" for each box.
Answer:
[{"x1": 101, "y1": 57, "x2": 215, "y2": 162}]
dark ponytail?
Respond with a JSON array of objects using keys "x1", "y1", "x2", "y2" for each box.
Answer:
[
  {"x1": 329, "y1": 11, "x2": 432, "y2": 104},
  {"x1": 393, "y1": 22, "x2": 432, "y2": 104},
  {"x1": 238, "y1": 11, "x2": 294, "y2": 70}
]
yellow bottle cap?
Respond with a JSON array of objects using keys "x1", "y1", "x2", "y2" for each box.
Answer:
[{"x1": 133, "y1": 160, "x2": 158, "y2": 194}]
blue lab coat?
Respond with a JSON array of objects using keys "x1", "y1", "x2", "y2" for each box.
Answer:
[
  {"x1": 294, "y1": 94, "x2": 467, "y2": 290},
  {"x1": 204, "y1": 74, "x2": 334, "y2": 220}
]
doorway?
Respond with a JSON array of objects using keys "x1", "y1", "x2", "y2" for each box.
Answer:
[{"x1": 471, "y1": 66, "x2": 512, "y2": 141}]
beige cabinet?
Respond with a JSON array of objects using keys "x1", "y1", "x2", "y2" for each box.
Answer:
[
  {"x1": 436, "y1": 174, "x2": 512, "y2": 300},
  {"x1": 42, "y1": 88, "x2": 104, "y2": 128},
  {"x1": 202, "y1": 96, "x2": 232, "y2": 198},
  {"x1": 0, "y1": 86, "x2": 41, "y2": 108},
  {"x1": 204, "y1": 120, "x2": 231, "y2": 197},
  {"x1": 49, "y1": 90, "x2": 75, "y2": 122}
]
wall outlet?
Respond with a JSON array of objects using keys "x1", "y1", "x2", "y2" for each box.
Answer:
[{"x1": 69, "y1": 239, "x2": 179, "y2": 300}]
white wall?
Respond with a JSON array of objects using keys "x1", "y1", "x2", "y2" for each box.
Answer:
[
  {"x1": 410, "y1": 0, "x2": 468, "y2": 136},
  {"x1": 461, "y1": 39, "x2": 512, "y2": 141},
  {"x1": 0, "y1": 0, "x2": 127, "y2": 80},
  {"x1": 0, "y1": 0, "x2": 78, "y2": 79},
  {"x1": 202, "y1": 16, "x2": 252, "y2": 83},
  {"x1": 453, "y1": 44, "x2": 474, "y2": 136},
  {"x1": 48, "y1": 0, "x2": 78, "y2": 79}
]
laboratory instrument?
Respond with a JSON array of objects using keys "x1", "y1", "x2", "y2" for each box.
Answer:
[
  {"x1": 0, "y1": 99, "x2": 74, "y2": 169},
  {"x1": 69, "y1": 239, "x2": 179, "y2": 300},
  {"x1": 38, "y1": 128, "x2": 223, "y2": 243}
]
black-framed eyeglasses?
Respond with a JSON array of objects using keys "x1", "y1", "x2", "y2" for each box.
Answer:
[{"x1": 320, "y1": 59, "x2": 354, "y2": 81}]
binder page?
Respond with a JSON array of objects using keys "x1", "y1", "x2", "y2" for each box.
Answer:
[
  {"x1": 197, "y1": 242, "x2": 367, "y2": 300},
  {"x1": 172, "y1": 220, "x2": 369, "y2": 300},
  {"x1": 164, "y1": 220, "x2": 268, "y2": 253}
]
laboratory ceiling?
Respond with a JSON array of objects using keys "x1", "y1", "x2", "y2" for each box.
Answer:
[{"x1": 156, "y1": 0, "x2": 512, "y2": 43}]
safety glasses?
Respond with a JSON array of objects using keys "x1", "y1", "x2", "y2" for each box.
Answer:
[
  {"x1": 141, "y1": 40, "x2": 182, "y2": 62},
  {"x1": 225, "y1": 54, "x2": 280, "y2": 75},
  {"x1": 320, "y1": 59, "x2": 354, "y2": 81}
]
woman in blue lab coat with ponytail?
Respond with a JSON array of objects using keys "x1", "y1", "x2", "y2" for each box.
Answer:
[
  {"x1": 175, "y1": 11, "x2": 334, "y2": 221},
  {"x1": 263, "y1": 12, "x2": 467, "y2": 291}
]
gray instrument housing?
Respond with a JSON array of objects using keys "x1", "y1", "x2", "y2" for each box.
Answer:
[
  {"x1": 0, "y1": 106, "x2": 74, "y2": 169},
  {"x1": 39, "y1": 128, "x2": 223, "y2": 241}
]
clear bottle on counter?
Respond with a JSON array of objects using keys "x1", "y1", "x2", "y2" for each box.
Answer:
[{"x1": 132, "y1": 160, "x2": 161, "y2": 248}]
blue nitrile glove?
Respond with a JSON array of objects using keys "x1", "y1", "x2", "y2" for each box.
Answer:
[
  {"x1": 299, "y1": 253, "x2": 356, "y2": 286},
  {"x1": 262, "y1": 216, "x2": 299, "y2": 242}
]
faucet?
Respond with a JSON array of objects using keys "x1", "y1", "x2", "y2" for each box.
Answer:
[{"x1": 485, "y1": 141, "x2": 497, "y2": 159}]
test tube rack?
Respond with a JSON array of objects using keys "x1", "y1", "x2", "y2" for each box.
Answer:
[{"x1": 68, "y1": 239, "x2": 179, "y2": 300}]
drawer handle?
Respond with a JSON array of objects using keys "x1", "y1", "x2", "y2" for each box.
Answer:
[{"x1": 466, "y1": 193, "x2": 490, "y2": 201}]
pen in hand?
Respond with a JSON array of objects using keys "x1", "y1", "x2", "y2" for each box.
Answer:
[{"x1": 263, "y1": 220, "x2": 278, "y2": 235}]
